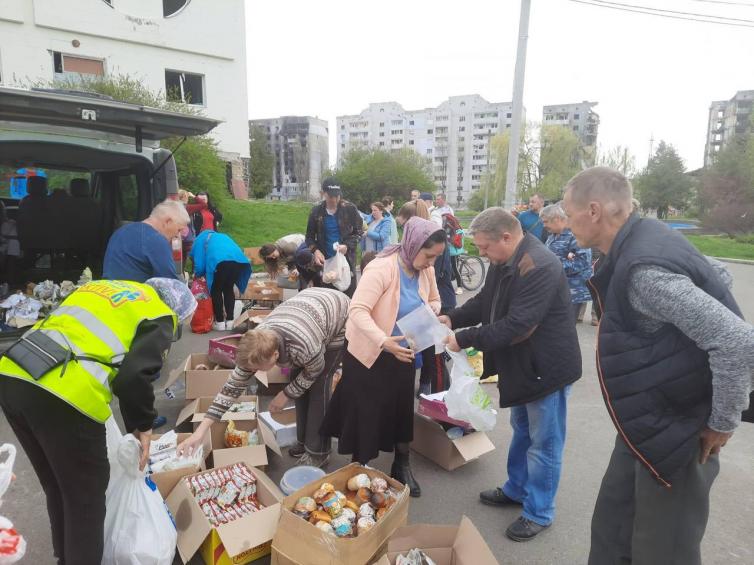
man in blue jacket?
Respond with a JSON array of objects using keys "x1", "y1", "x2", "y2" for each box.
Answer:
[
  {"x1": 441, "y1": 207, "x2": 581, "y2": 542},
  {"x1": 516, "y1": 193, "x2": 546, "y2": 242}
]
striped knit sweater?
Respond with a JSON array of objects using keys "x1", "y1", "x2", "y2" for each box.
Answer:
[{"x1": 207, "y1": 288, "x2": 349, "y2": 420}]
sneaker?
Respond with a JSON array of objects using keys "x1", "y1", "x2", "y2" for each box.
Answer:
[
  {"x1": 212, "y1": 321, "x2": 226, "y2": 331},
  {"x1": 225, "y1": 320, "x2": 235, "y2": 331},
  {"x1": 288, "y1": 443, "x2": 306, "y2": 458},
  {"x1": 455, "y1": 287, "x2": 464, "y2": 295},
  {"x1": 296, "y1": 451, "x2": 330, "y2": 468},
  {"x1": 479, "y1": 487, "x2": 522, "y2": 507},
  {"x1": 505, "y1": 516, "x2": 550, "y2": 542}
]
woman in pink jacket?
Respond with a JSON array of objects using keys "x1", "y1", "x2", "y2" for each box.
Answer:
[{"x1": 321, "y1": 217, "x2": 445, "y2": 497}]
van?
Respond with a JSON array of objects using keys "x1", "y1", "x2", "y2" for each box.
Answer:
[{"x1": 0, "y1": 86, "x2": 220, "y2": 340}]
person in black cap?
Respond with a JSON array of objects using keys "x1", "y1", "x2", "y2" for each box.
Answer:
[{"x1": 297, "y1": 178, "x2": 363, "y2": 296}]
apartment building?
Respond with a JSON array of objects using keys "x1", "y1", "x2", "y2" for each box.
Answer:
[
  {"x1": 337, "y1": 95, "x2": 517, "y2": 207},
  {"x1": 0, "y1": 0, "x2": 250, "y2": 196},
  {"x1": 249, "y1": 116, "x2": 329, "y2": 201},
  {"x1": 542, "y1": 101, "x2": 599, "y2": 164},
  {"x1": 704, "y1": 90, "x2": 754, "y2": 167}
]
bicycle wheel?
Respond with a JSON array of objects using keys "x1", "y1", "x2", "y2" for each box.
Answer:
[{"x1": 458, "y1": 255, "x2": 486, "y2": 291}]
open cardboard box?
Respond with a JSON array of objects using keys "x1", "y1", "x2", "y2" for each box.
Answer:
[
  {"x1": 175, "y1": 395, "x2": 272, "y2": 469},
  {"x1": 255, "y1": 365, "x2": 291, "y2": 387},
  {"x1": 411, "y1": 413, "x2": 495, "y2": 471},
  {"x1": 164, "y1": 353, "x2": 233, "y2": 400},
  {"x1": 258, "y1": 408, "x2": 298, "y2": 453},
  {"x1": 271, "y1": 463, "x2": 410, "y2": 565},
  {"x1": 235, "y1": 281, "x2": 284, "y2": 302},
  {"x1": 373, "y1": 516, "x2": 499, "y2": 565},
  {"x1": 167, "y1": 460, "x2": 284, "y2": 565},
  {"x1": 231, "y1": 307, "x2": 273, "y2": 331},
  {"x1": 149, "y1": 431, "x2": 212, "y2": 499}
]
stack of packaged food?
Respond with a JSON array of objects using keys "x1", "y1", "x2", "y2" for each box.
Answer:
[{"x1": 184, "y1": 463, "x2": 264, "y2": 527}]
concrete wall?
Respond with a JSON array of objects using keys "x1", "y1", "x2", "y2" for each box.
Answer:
[{"x1": 0, "y1": 0, "x2": 249, "y2": 161}]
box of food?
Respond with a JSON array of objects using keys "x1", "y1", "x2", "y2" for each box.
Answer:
[
  {"x1": 164, "y1": 353, "x2": 233, "y2": 400},
  {"x1": 149, "y1": 430, "x2": 212, "y2": 498},
  {"x1": 410, "y1": 413, "x2": 495, "y2": 471},
  {"x1": 270, "y1": 463, "x2": 409, "y2": 565},
  {"x1": 166, "y1": 461, "x2": 283, "y2": 564},
  {"x1": 235, "y1": 281, "x2": 284, "y2": 302}
]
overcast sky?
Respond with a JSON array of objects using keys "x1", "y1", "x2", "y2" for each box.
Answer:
[{"x1": 245, "y1": 0, "x2": 754, "y2": 172}]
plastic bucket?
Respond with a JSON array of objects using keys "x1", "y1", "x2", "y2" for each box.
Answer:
[{"x1": 279, "y1": 465, "x2": 326, "y2": 496}]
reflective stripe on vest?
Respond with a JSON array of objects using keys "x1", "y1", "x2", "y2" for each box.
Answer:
[{"x1": 0, "y1": 280, "x2": 177, "y2": 423}]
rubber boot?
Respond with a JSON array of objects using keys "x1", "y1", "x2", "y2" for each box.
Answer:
[{"x1": 390, "y1": 444, "x2": 421, "y2": 497}]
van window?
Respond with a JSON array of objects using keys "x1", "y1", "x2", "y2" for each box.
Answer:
[{"x1": 118, "y1": 174, "x2": 139, "y2": 221}]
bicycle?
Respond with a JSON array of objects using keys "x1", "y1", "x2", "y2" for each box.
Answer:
[{"x1": 456, "y1": 253, "x2": 486, "y2": 291}]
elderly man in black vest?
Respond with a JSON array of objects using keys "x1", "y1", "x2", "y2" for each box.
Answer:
[
  {"x1": 440, "y1": 207, "x2": 582, "y2": 542},
  {"x1": 562, "y1": 166, "x2": 754, "y2": 565}
]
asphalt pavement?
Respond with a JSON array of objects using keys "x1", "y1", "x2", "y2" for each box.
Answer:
[{"x1": 2, "y1": 262, "x2": 754, "y2": 564}]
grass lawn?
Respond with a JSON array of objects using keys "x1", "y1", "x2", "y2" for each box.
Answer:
[
  {"x1": 220, "y1": 199, "x2": 312, "y2": 247},
  {"x1": 685, "y1": 234, "x2": 754, "y2": 261}
]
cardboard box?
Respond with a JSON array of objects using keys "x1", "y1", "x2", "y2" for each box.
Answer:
[
  {"x1": 231, "y1": 307, "x2": 273, "y2": 331},
  {"x1": 235, "y1": 281, "x2": 284, "y2": 302},
  {"x1": 417, "y1": 392, "x2": 473, "y2": 430},
  {"x1": 271, "y1": 463, "x2": 410, "y2": 565},
  {"x1": 175, "y1": 396, "x2": 271, "y2": 469},
  {"x1": 258, "y1": 408, "x2": 297, "y2": 454},
  {"x1": 255, "y1": 365, "x2": 291, "y2": 387},
  {"x1": 149, "y1": 431, "x2": 212, "y2": 499},
  {"x1": 167, "y1": 461, "x2": 284, "y2": 565},
  {"x1": 411, "y1": 413, "x2": 495, "y2": 471},
  {"x1": 165, "y1": 353, "x2": 233, "y2": 400},
  {"x1": 373, "y1": 516, "x2": 499, "y2": 565}
]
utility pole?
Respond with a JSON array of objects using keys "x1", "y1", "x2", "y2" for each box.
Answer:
[
  {"x1": 648, "y1": 134, "x2": 655, "y2": 166},
  {"x1": 504, "y1": 0, "x2": 532, "y2": 209},
  {"x1": 484, "y1": 128, "x2": 492, "y2": 209}
]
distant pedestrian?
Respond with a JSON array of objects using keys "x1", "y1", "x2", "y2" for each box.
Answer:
[
  {"x1": 381, "y1": 196, "x2": 399, "y2": 244},
  {"x1": 540, "y1": 204, "x2": 592, "y2": 322},
  {"x1": 517, "y1": 193, "x2": 546, "y2": 242},
  {"x1": 561, "y1": 166, "x2": 754, "y2": 565},
  {"x1": 364, "y1": 202, "x2": 392, "y2": 253},
  {"x1": 192, "y1": 191, "x2": 223, "y2": 234},
  {"x1": 410, "y1": 189, "x2": 420, "y2": 201}
]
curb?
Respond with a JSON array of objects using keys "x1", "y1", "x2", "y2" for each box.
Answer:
[{"x1": 712, "y1": 257, "x2": 754, "y2": 266}]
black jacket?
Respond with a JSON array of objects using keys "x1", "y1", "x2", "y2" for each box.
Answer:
[
  {"x1": 589, "y1": 216, "x2": 742, "y2": 485},
  {"x1": 448, "y1": 234, "x2": 582, "y2": 407},
  {"x1": 305, "y1": 200, "x2": 363, "y2": 268}
]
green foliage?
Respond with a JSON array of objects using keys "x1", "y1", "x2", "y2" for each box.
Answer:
[
  {"x1": 249, "y1": 126, "x2": 275, "y2": 199},
  {"x1": 596, "y1": 145, "x2": 637, "y2": 178},
  {"x1": 700, "y1": 134, "x2": 754, "y2": 235},
  {"x1": 685, "y1": 234, "x2": 754, "y2": 260},
  {"x1": 633, "y1": 141, "x2": 692, "y2": 219},
  {"x1": 536, "y1": 125, "x2": 582, "y2": 201},
  {"x1": 333, "y1": 148, "x2": 434, "y2": 209}
]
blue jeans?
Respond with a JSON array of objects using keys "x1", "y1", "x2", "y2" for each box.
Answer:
[{"x1": 502, "y1": 385, "x2": 571, "y2": 526}]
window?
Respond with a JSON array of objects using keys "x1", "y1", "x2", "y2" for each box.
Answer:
[
  {"x1": 391, "y1": 119, "x2": 403, "y2": 125},
  {"x1": 391, "y1": 139, "x2": 402, "y2": 145},
  {"x1": 340, "y1": 125, "x2": 345, "y2": 130},
  {"x1": 408, "y1": 120, "x2": 414, "y2": 125},
  {"x1": 341, "y1": 143, "x2": 346, "y2": 149},
  {"x1": 437, "y1": 115, "x2": 448, "y2": 121},
  {"x1": 573, "y1": 113, "x2": 580, "y2": 120},
  {"x1": 436, "y1": 127, "x2": 448, "y2": 134},
  {"x1": 545, "y1": 115, "x2": 553, "y2": 121},
  {"x1": 458, "y1": 126, "x2": 465, "y2": 132},
  {"x1": 573, "y1": 125, "x2": 579, "y2": 131},
  {"x1": 473, "y1": 154, "x2": 485, "y2": 160},
  {"x1": 380, "y1": 108, "x2": 385, "y2": 112},
  {"x1": 165, "y1": 70, "x2": 204, "y2": 105},
  {"x1": 459, "y1": 116, "x2": 466, "y2": 122},
  {"x1": 426, "y1": 148, "x2": 432, "y2": 155},
  {"x1": 409, "y1": 140, "x2": 414, "y2": 145},
  {"x1": 458, "y1": 137, "x2": 465, "y2": 142},
  {"x1": 506, "y1": 112, "x2": 512, "y2": 118},
  {"x1": 427, "y1": 129, "x2": 433, "y2": 134},
  {"x1": 379, "y1": 122, "x2": 384, "y2": 127},
  {"x1": 53, "y1": 52, "x2": 104, "y2": 77},
  {"x1": 379, "y1": 132, "x2": 385, "y2": 137},
  {"x1": 118, "y1": 174, "x2": 139, "y2": 221},
  {"x1": 391, "y1": 129, "x2": 403, "y2": 135},
  {"x1": 379, "y1": 141, "x2": 385, "y2": 146},
  {"x1": 717, "y1": 110, "x2": 724, "y2": 119},
  {"x1": 163, "y1": 0, "x2": 190, "y2": 17}
]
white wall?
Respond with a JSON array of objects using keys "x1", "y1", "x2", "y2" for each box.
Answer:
[{"x1": 0, "y1": 0, "x2": 249, "y2": 159}]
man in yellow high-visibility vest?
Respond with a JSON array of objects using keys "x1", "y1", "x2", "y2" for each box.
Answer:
[{"x1": 0, "y1": 277, "x2": 196, "y2": 565}]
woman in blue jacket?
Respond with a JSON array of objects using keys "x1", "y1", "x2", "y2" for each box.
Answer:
[
  {"x1": 191, "y1": 230, "x2": 251, "y2": 330},
  {"x1": 365, "y1": 201, "x2": 392, "y2": 253}
]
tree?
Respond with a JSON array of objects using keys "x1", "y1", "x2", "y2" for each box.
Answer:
[
  {"x1": 333, "y1": 148, "x2": 434, "y2": 209},
  {"x1": 536, "y1": 125, "x2": 582, "y2": 201},
  {"x1": 249, "y1": 126, "x2": 274, "y2": 199},
  {"x1": 633, "y1": 141, "x2": 692, "y2": 219},
  {"x1": 597, "y1": 145, "x2": 637, "y2": 178},
  {"x1": 699, "y1": 134, "x2": 754, "y2": 235}
]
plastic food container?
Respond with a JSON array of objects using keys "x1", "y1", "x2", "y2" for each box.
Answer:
[{"x1": 279, "y1": 465, "x2": 326, "y2": 496}]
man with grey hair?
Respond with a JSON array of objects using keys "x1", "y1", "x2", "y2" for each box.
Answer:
[
  {"x1": 104, "y1": 199, "x2": 189, "y2": 282},
  {"x1": 439, "y1": 207, "x2": 581, "y2": 542},
  {"x1": 562, "y1": 166, "x2": 754, "y2": 564}
]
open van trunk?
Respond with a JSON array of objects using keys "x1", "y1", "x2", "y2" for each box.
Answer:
[{"x1": 0, "y1": 86, "x2": 220, "y2": 340}]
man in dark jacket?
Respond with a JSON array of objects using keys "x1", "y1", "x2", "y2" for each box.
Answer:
[
  {"x1": 440, "y1": 207, "x2": 581, "y2": 542},
  {"x1": 300, "y1": 178, "x2": 362, "y2": 296},
  {"x1": 562, "y1": 166, "x2": 754, "y2": 564}
]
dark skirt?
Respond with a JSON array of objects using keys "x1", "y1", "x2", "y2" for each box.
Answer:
[{"x1": 320, "y1": 346, "x2": 415, "y2": 463}]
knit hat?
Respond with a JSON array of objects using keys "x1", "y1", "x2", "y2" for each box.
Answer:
[{"x1": 146, "y1": 278, "x2": 197, "y2": 322}]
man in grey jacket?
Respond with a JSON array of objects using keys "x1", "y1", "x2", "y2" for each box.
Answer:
[{"x1": 562, "y1": 166, "x2": 754, "y2": 565}]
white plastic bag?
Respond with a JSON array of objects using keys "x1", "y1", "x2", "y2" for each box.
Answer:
[
  {"x1": 0, "y1": 444, "x2": 26, "y2": 564},
  {"x1": 103, "y1": 418, "x2": 176, "y2": 565},
  {"x1": 322, "y1": 242, "x2": 352, "y2": 292},
  {"x1": 444, "y1": 348, "x2": 497, "y2": 432}
]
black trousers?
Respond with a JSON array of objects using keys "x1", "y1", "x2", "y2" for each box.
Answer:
[
  {"x1": 450, "y1": 255, "x2": 462, "y2": 286},
  {"x1": 212, "y1": 261, "x2": 245, "y2": 322},
  {"x1": 0, "y1": 377, "x2": 109, "y2": 565}
]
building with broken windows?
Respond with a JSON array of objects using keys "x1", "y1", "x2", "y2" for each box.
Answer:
[
  {"x1": 542, "y1": 101, "x2": 599, "y2": 165},
  {"x1": 249, "y1": 116, "x2": 329, "y2": 201},
  {"x1": 0, "y1": 0, "x2": 250, "y2": 196},
  {"x1": 704, "y1": 90, "x2": 754, "y2": 167},
  {"x1": 337, "y1": 95, "x2": 517, "y2": 207}
]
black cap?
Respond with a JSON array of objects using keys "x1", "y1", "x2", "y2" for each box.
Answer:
[
  {"x1": 322, "y1": 177, "x2": 342, "y2": 196},
  {"x1": 419, "y1": 192, "x2": 434, "y2": 202}
]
